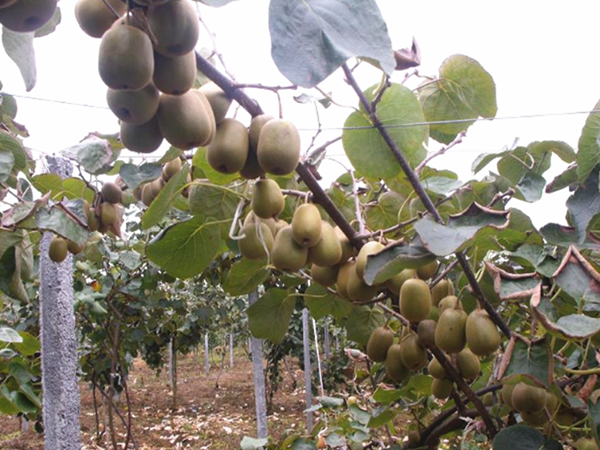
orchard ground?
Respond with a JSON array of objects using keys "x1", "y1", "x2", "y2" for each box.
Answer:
[{"x1": 0, "y1": 352, "x2": 313, "y2": 450}]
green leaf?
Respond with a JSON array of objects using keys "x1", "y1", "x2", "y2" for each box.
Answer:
[
  {"x1": 418, "y1": 54, "x2": 497, "y2": 144},
  {"x1": 472, "y1": 150, "x2": 510, "y2": 175},
  {"x1": 8, "y1": 362, "x2": 31, "y2": 384},
  {"x1": 514, "y1": 172, "x2": 546, "y2": 203},
  {"x1": 0, "y1": 131, "x2": 26, "y2": 171},
  {"x1": 0, "y1": 327, "x2": 23, "y2": 343},
  {"x1": 291, "y1": 437, "x2": 317, "y2": 450},
  {"x1": 343, "y1": 83, "x2": 428, "y2": 179},
  {"x1": 2, "y1": 29, "x2": 36, "y2": 91},
  {"x1": 31, "y1": 173, "x2": 62, "y2": 196},
  {"x1": 372, "y1": 386, "x2": 403, "y2": 405},
  {"x1": 567, "y1": 166, "x2": 600, "y2": 243},
  {"x1": 119, "y1": 163, "x2": 163, "y2": 190},
  {"x1": 363, "y1": 237, "x2": 435, "y2": 285},
  {"x1": 553, "y1": 247, "x2": 600, "y2": 305},
  {"x1": 223, "y1": 258, "x2": 270, "y2": 296},
  {"x1": 18, "y1": 383, "x2": 41, "y2": 408},
  {"x1": 62, "y1": 178, "x2": 94, "y2": 202},
  {"x1": 188, "y1": 183, "x2": 240, "y2": 221},
  {"x1": 540, "y1": 223, "x2": 600, "y2": 250},
  {"x1": 118, "y1": 250, "x2": 142, "y2": 271},
  {"x1": 577, "y1": 98, "x2": 600, "y2": 182},
  {"x1": 318, "y1": 396, "x2": 345, "y2": 408},
  {"x1": 192, "y1": 147, "x2": 239, "y2": 185},
  {"x1": 414, "y1": 203, "x2": 509, "y2": 256},
  {"x1": 13, "y1": 392, "x2": 37, "y2": 413},
  {"x1": 0, "y1": 148, "x2": 14, "y2": 182},
  {"x1": 62, "y1": 136, "x2": 120, "y2": 175},
  {"x1": 36, "y1": 205, "x2": 90, "y2": 246},
  {"x1": 157, "y1": 147, "x2": 183, "y2": 164},
  {"x1": 0, "y1": 398, "x2": 19, "y2": 415},
  {"x1": 304, "y1": 284, "x2": 354, "y2": 320},
  {"x1": 147, "y1": 216, "x2": 223, "y2": 279},
  {"x1": 588, "y1": 397, "x2": 600, "y2": 445},
  {"x1": 269, "y1": 0, "x2": 394, "y2": 88},
  {"x1": 503, "y1": 339, "x2": 552, "y2": 387},
  {"x1": 13, "y1": 332, "x2": 40, "y2": 356},
  {"x1": 247, "y1": 288, "x2": 295, "y2": 344},
  {"x1": 240, "y1": 436, "x2": 269, "y2": 450},
  {"x1": 529, "y1": 140, "x2": 576, "y2": 164},
  {"x1": 367, "y1": 407, "x2": 397, "y2": 428},
  {"x1": 365, "y1": 191, "x2": 405, "y2": 231},
  {"x1": 422, "y1": 176, "x2": 463, "y2": 195},
  {"x1": 142, "y1": 165, "x2": 190, "y2": 230},
  {"x1": 493, "y1": 425, "x2": 562, "y2": 450},
  {"x1": 546, "y1": 165, "x2": 578, "y2": 193},
  {"x1": 345, "y1": 305, "x2": 385, "y2": 345}
]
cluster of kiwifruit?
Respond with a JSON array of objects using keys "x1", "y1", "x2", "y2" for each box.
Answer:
[
  {"x1": 48, "y1": 234, "x2": 84, "y2": 263},
  {"x1": 132, "y1": 157, "x2": 188, "y2": 207},
  {"x1": 0, "y1": 0, "x2": 58, "y2": 33},
  {"x1": 365, "y1": 261, "x2": 503, "y2": 400}
]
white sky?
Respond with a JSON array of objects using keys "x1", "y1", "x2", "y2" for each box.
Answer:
[{"x1": 1, "y1": 0, "x2": 599, "y2": 228}]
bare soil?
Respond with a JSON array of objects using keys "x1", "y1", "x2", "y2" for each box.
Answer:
[{"x1": 0, "y1": 352, "x2": 307, "y2": 449}]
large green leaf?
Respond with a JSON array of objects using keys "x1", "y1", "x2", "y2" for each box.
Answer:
[
  {"x1": 540, "y1": 224, "x2": 600, "y2": 250},
  {"x1": 269, "y1": 0, "x2": 394, "y2": 88},
  {"x1": 192, "y1": 147, "x2": 239, "y2": 185},
  {"x1": 62, "y1": 178, "x2": 94, "y2": 202},
  {"x1": 567, "y1": 166, "x2": 600, "y2": 243},
  {"x1": 0, "y1": 148, "x2": 14, "y2": 182},
  {"x1": 344, "y1": 305, "x2": 385, "y2": 345},
  {"x1": 2, "y1": 29, "x2": 36, "y2": 91},
  {"x1": 119, "y1": 163, "x2": 162, "y2": 190},
  {"x1": 363, "y1": 236, "x2": 435, "y2": 286},
  {"x1": 36, "y1": 205, "x2": 89, "y2": 246},
  {"x1": 418, "y1": 54, "x2": 497, "y2": 144},
  {"x1": 247, "y1": 288, "x2": 295, "y2": 344},
  {"x1": 577, "y1": 98, "x2": 600, "y2": 182},
  {"x1": 0, "y1": 131, "x2": 26, "y2": 172},
  {"x1": 62, "y1": 136, "x2": 120, "y2": 175},
  {"x1": 188, "y1": 183, "x2": 240, "y2": 222},
  {"x1": 553, "y1": 247, "x2": 600, "y2": 305},
  {"x1": 142, "y1": 165, "x2": 190, "y2": 230},
  {"x1": 223, "y1": 258, "x2": 270, "y2": 296},
  {"x1": 13, "y1": 332, "x2": 40, "y2": 356},
  {"x1": 342, "y1": 83, "x2": 428, "y2": 179},
  {"x1": 0, "y1": 327, "x2": 22, "y2": 343},
  {"x1": 493, "y1": 425, "x2": 562, "y2": 450},
  {"x1": 502, "y1": 338, "x2": 552, "y2": 387},
  {"x1": 365, "y1": 191, "x2": 405, "y2": 231},
  {"x1": 546, "y1": 165, "x2": 578, "y2": 193},
  {"x1": 414, "y1": 203, "x2": 509, "y2": 256},
  {"x1": 304, "y1": 284, "x2": 354, "y2": 320},
  {"x1": 146, "y1": 216, "x2": 223, "y2": 279}
]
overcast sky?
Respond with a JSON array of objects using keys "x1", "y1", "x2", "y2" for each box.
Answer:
[{"x1": 1, "y1": 0, "x2": 598, "y2": 228}]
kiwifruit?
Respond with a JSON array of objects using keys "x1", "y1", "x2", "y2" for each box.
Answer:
[
  {"x1": 408, "y1": 430, "x2": 420, "y2": 447},
  {"x1": 416, "y1": 260, "x2": 438, "y2": 280},
  {"x1": 107, "y1": 84, "x2": 160, "y2": 125},
  {"x1": 311, "y1": 264, "x2": 339, "y2": 287},
  {"x1": 575, "y1": 438, "x2": 600, "y2": 450},
  {"x1": 240, "y1": 145, "x2": 266, "y2": 179},
  {"x1": 238, "y1": 222, "x2": 274, "y2": 260},
  {"x1": 434, "y1": 308, "x2": 467, "y2": 354},
  {"x1": 243, "y1": 212, "x2": 278, "y2": 237},
  {"x1": 251, "y1": 179, "x2": 284, "y2": 219},
  {"x1": 153, "y1": 51, "x2": 196, "y2": 95},
  {"x1": 271, "y1": 225, "x2": 308, "y2": 272},
  {"x1": 309, "y1": 222, "x2": 342, "y2": 267},
  {"x1": 431, "y1": 278, "x2": 454, "y2": 306},
  {"x1": 366, "y1": 326, "x2": 394, "y2": 363},
  {"x1": 0, "y1": 0, "x2": 18, "y2": 10},
  {"x1": 132, "y1": 187, "x2": 142, "y2": 201},
  {"x1": 438, "y1": 295, "x2": 460, "y2": 315},
  {"x1": 273, "y1": 219, "x2": 288, "y2": 236},
  {"x1": 456, "y1": 348, "x2": 480, "y2": 381},
  {"x1": 291, "y1": 204, "x2": 322, "y2": 248},
  {"x1": 428, "y1": 356, "x2": 447, "y2": 379},
  {"x1": 141, "y1": 182, "x2": 158, "y2": 207},
  {"x1": 399, "y1": 333, "x2": 427, "y2": 371},
  {"x1": 67, "y1": 240, "x2": 84, "y2": 255},
  {"x1": 257, "y1": 119, "x2": 301, "y2": 175},
  {"x1": 417, "y1": 319, "x2": 436, "y2": 348},
  {"x1": 249, "y1": 114, "x2": 275, "y2": 150},
  {"x1": 98, "y1": 24, "x2": 154, "y2": 90},
  {"x1": 465, "y1": 309, "x2": 501, "y2": 357},
  {"x1": 545, "y1": 392, "x2": 559, "y2": 414},
  {"x1": 511, "y1": 383, "x2": 546, "y2": 413},
  {"x1": 482, "y1": 392, "x2": 494, "y2": 407},
  {"x1": 336, "y1": 262, "x2": 354, "y2": 299},
  {"x1": 501, "y1": 383, "x2": 516, "y2": 409},
  {"x1": 120, "y1": 115, "x2": 164, "y2": 153},
  {"x1": 400, "y1": 278, "x2": 432, "y2": 322},
  {"x1": 163, "y1": 158, "x2": 183, "y2": 181},
  {"x1": 84, "y1": 201, "x2": 100, "y2": 231},
  {"x1": 520, "y1": 409, "x2": 548, "y2": 426},
  {"x1": 346, "y1": 263, "x2": 378, "y2": 302},
  {"x1": 157, "y1": 91, "x2": 215, "y2": 150},
  {"x1": 49, "y1": 236, "x2": 68, "y2": 263},
  {"x1": 101, "y1": 182, "x2": 122, "y2": 204},
  {"x1": 206, "y1": 118, "x2": 249, "y2": 174},
  {"x1": 0, "y1": 0, "x2": 57, "y2": 32},
  {"x1": 199, "y1": 82, "x2": 232, "y2": 125},
  {"x1": 432, "y1": 378, "x2": 454, "y2": 400},
  {"x1": 386, "y1": 268, "x2": 415, "y2": 295},
  {"x1": 385, "y1": 344, "x2": 410, "y2": 382},
  {"x1": 355, "y1": 241, "x2": 385, "y2": 281},
  {"x1": 428, "y1": 306, "x2": 439, "y2": 321},
  {"x1": 75, "y1": 0, "x2": 126, "y2": 38},
  {"x1": 147, "y1": 0, "x2": 199, "y2": 57},
  {"x1": 100, "y1": 202, "x2": 118, "y2": 225},
  {"x1": 334, "y1": 226, "x2": 355, "y2": 264},
  {"x1": 193, "y1": 90, "x2": 217, "y2": 145}
]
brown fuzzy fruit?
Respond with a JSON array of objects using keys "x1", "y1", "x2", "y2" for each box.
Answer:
[
  {"x1": 431, "y1": 278, "x2": 454, "y2": 306},
  {"x1": 385, "y1": 344, "x2": 410, "y2": 382},
  {"x1": 400, "y1": 278, "x2": 432, "y2": 322},
  {"x1": 438, "y1": 295, "x2": 460, "y2": 316},
  {"x1": 346, "y1": 263, "x2": 378, "y2": 302},
  {"x1": 98, "y1": 24, "x2": 154, "y2": 90},
  {"x1": 206, "y1": 118, "x2": 249, "y2": 174},
  {"x1": 67, "y1": 240, "x2": 84, "y2": 255},
  {"x1": 49, "y1": 236, "x2": 68, "y2": 263},
  {"x1": 251, "y1": 179, "x2": 284, "y2": 219},
  {"x1": 432, "y1": 378, "x2": 454, "y2": 400},
  {"x1": 271, "y1": 226, "x2": 308, "y2": 272},
  {"x1": 147, "y1": 0, "x2": 199, "y2": 57},
  {"x1": 334, "y1": 226, "x2": 355, "y2": 264},
  {"x1": 0, "y1": 0, "x2": 57, "y2": 32},
  {"x1": 152, "y1": 51, "x2": 196, "y2": 95},
  {"x1": 257, "y1": 119, "x2": 301, "y2": 175},
  {"x1": 238, "y1": 222, "x2": 274, "y2": 261},
  {"x1": 465, "y1": 309, "x2": 501, "y2": 357},
  {"x1": 75, "y1": 0, "x2": 126, "y2": 38},
  {"x1": 163, "y1": 158, "x2": 183, "y2": 181},
  {"x1": 417, "y1": 319, "x2": 437, "y2": 348},
  {"x1": 120, "y1": 115, "x2": 164, "y2": 154},
  {"x1": 100, "y1": 202, "x2": 118, "y2": 225},
  {"x1": 249, "y1": 114, "x2": 275, "y2": 151},
  {"x1": 366, "y1": 326, "x2": 394, "y2": 363},
  {"x1": 240, "y1": 145, "x2": 265, "y2": 179},
  {"x1": 291, "y1": 204, "x2": 322, "y2": 248},
  {"x1": 456, "y1": 348, "x2": 481, "y2": 381},
  {"x1": 309, "y1": 222, "x2": 342, "y2": 267},
  {"x1": 386, "y1": 268, "x2": 415, "y2": 295},
  {"x1": 399, "y1": 333, "x2": 427, "y2": 371},
  {"x1": 101, "y1": 182, "x2": 122, "y2": 204},
  {"x1": 575, "y1": 438, "x2": 600, "y2": 450},
  {"x1": 511, "y1": 383, "x2": 547, "y2": 413},
  {"x1": 107, "y1": 84, "x2": 160, "y2": 125},
  {"x1": 428, "y1": 356, "x2": 447, "y2": 379},
  {"x1": 416, "y1": 260, "x2": 438, "y2": 280},
  {"x1": 434, "y1": 308, "x2": 467, "y2": 354},
  {"x1": 336, "y1": 262, "x2": 354, "y2": 299},
  {"x1": 199, "y1": 82, "x2": 232, "y2": 125},
  {"x1": 311, "y1": 264, "x2": 339, "y2": 287},
  {"x1": 501, "y1": 383, "x2": 516, "y2": 409},
  {"x1": 355, "y1": 241, "x2": 385, "y2": 281}
]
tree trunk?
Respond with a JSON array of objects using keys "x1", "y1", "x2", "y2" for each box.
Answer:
[
  {"x1": 205, "y1": 333, "x2": 210, "y2": 375},
  {"x1": 302, "y1": 308, "x2": 313, "y2": 431},
  {"x1": 229, "y1": 333, "x2": 234, "y2": 368},
  {"x1": 168, "y1": 338, "x2": 177, "y2": 409},
  {"x1": 39, "y1": 156, "x2": 81, "y2": 450},
  {"x1": 249, "y1": 290, "x2": 268, "y2": 439}
]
